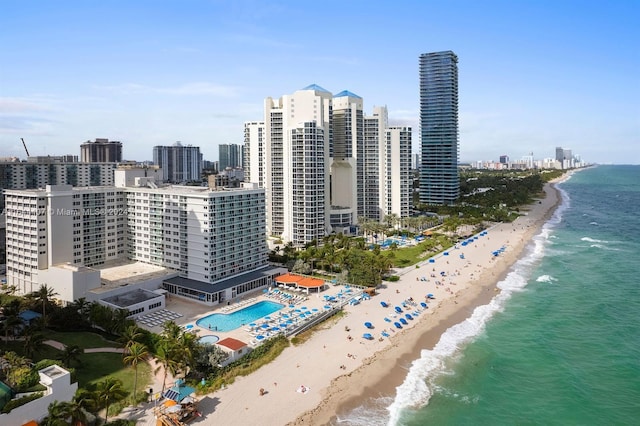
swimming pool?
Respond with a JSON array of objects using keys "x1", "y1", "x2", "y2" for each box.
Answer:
[
  {"x1": 199, "y1": 335, "x2": 220, "y2": 345},
  {"x1": 196, "y1": 300, "x2": 284, "y2": 332}
]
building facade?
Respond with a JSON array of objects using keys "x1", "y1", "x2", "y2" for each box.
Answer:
[
  {"x1": 218, "y1": 143, "x2": 242, "y2": 171},
  {"x1": 419, "y1": 50, "x2": 460, "y2": 205},
  {"x1": 3, "y1": 168, "x2": 270, "y2": 303},
  {"x1": 153, "y1": 142, "x2": 203, "y2": 183},
  {"x1": 0, "y1": 160, "x2": 118, "y2": 212},
  {"x1": 244, "y1": 85, "x2": 412, "y2": 246},
  {"x1": 80, "y1": 138, "x2": 123, "y2": 163}
]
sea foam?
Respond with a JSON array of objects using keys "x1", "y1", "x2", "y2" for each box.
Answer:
[{"x1": 381, "y1": 187, "x2": 569, "y2": 426}]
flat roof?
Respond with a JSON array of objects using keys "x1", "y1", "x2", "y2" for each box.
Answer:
[
  {"x1": 164, "y1": 266, "x2": 286, "y2": 294},
  {"x1": 98, "y1": 261, "x2": 176, "y2": 286},
  {"x1": 102, "y1": 288, "x2": 163, "y2": 308}
]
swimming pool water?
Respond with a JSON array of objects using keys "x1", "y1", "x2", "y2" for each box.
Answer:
[
  {"x1": 196, "y1": 300, "x2": 284, "y2": 332},
  {"x1": 199, "y1": 335, "x2": 220, "y2": 345}
]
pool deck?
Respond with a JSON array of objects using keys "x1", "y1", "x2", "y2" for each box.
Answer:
[{"x1": 136, "y1": 283, "x2": 363, "y2": 347}]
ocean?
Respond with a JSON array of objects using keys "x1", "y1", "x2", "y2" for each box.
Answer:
[{"x1": 338, "y1": 165, "x2": 640, "y2": 426}]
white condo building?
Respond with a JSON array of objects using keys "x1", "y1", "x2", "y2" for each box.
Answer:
[
  {"x1": 4, "y1": 167, "x2": 283, "y2": 306},
  {"x1": 244, "y1": 85, "x2": 411, "y2": 246}
]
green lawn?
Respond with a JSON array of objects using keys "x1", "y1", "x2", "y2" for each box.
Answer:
[
  {"x1": 47, "y1": 330, "x2": 119, "y2": 348},
  {"x1": 2, "y1": 331, "x2": 152, "y2": 403},
  {"x1": 389, "y1": 235, "x2": 454, "y2": 267},
  {"x1": 1, "y1": 340, "x2": 61, "y2": 362},
  {"x1": 75, "y1": 352, "x2": 152, "y2": 396}
]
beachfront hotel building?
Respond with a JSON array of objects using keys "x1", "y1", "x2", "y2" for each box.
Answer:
[
  {"x1": 3, "y1": 167, "x2": 283, "y2": 306},
  {"x1": 153, "y1": 142, "x2": 203, "y2": 183},
  {"x1": 244, "y1": 85, "x2": 412, "y2": 246},
  {"x1": 419, "y1": 50, "x2": 460, "y2": 205}
]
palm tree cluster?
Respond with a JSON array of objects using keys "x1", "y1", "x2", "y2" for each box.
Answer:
[{"x1": 153, "y1": 321, "x2": 200, "y2": 393}]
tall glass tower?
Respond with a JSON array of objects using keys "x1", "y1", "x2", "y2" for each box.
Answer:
[{"x1": 419, "y1": 51, "x2": 459, "y2": 205}]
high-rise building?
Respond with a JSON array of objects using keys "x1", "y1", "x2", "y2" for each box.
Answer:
[
  {"x1": 219, "y1": 144, "x2": 242, "y2": 171},
  {"x1": 245, "y1": 84, "x2": 332, "y2": 247},
  {"x1": 419, "y1": 51, "x2": 460, "y2": 205},
  {"x1": 3, "y1": 169, "x2": 274, "y2": 303},
  {"x1": 81, "y1": 138, "x2": 122, "y2": 163},
  {"x1": 0, "y1": 160, "x2": 118, "y2": 212},
  {"x1": 244, "y1": 85, "x2": 412, "y2": 246},
  {"x1": 152, "y1": 142, "x2": 203, "y2": 183}
]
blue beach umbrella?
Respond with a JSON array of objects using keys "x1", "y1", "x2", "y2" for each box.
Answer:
[
  {"x1": 256, "y1": 335, "x2": 265, "y2": 340},
  {"x1": 364, "y1": 322, "x2": 373, "y2": 329},
  {"x1": 362, "y1": 333, "x2": 373, "y2": 340},
  {"x1": 400, "y1": 318, "x2": 408, "y2": 325},
  {"x1": 429, "y1": 259, "x2": 435, "y2": 263},
  {"x1": 395, "y1": 306, "x2": 403, "y2": 313},
  {"x1": 261, "y1": 324, "x2": 269, "y2": 329},
  {"x1": 394, "y1": 322, "x2": 403, "y2": 329}
]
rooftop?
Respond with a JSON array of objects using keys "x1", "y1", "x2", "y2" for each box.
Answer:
[
  {"x1": 92, "y1": 261, "x2": 177, "y2": 293},
  {"x1": 217, "y1": 337, "x2": 248, "y2": 351},
  {"x1": 301, "y1": 83, "x2": 330, "y2": 93},
  {"x1": 102, "y1": 288, "x2": 163, "y2": 308},
  {"x1": 334, "y1": 90, "x2": 361, "y2": 99}
]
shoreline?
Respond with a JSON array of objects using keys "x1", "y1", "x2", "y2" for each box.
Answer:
[
  {"x1": 136, "y1": 177, "x2": 567, "y2": 426},
  {"x1": 293, "y1": 181, "x2": 564, "y2": 425}
]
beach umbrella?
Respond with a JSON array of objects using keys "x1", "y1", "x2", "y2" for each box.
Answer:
[
  {"x1": 429, "y1": 259, "x2": 435, "y2": 263},
  {"x1": 271, "y1": 327, "x2": 280, "y2": 332},
  {"x1": 405, "y1": 313, "x2": 413, "y2": 320},
  {"x1": 249, "y1": 323, "x2": 257, "y2": 327},
  {"x1": 364, "y1": 322, "x2": 373, "y2": 329},
  {"x1": 324, "y1": 305, "x2": 331, "y2": 310},
  {"x1": 164, "y1": 400, "x2": 177, "y2": 407},
  {"x1": 395, "y1": 306, "x2": 403, "y2": 313},
  {"x1": 444, "y1": 252, "x2": 449, "y2": 256},
  {"x1": 400, "y1": 318, "x2": 408, "y2": 325},
  {"x1": 394, "y1": 322, "x2": 403, "y2": 329},
  {"x1": 261, "y1": 324, "x2": 269, "y2": 329},
  {"x1": 420, "y1": 302, "x2": 428, "y2": 308},
  {"x1": 362, "y1": 333, "x2": 373, "y2": 340},
  {"x1": 166, "y1": 405, "x2": 182, "y2": 413}
]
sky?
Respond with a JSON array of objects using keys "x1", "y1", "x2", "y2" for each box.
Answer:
[{"x1": 1, "y1": 0, "x2": 638, "y2": 164}]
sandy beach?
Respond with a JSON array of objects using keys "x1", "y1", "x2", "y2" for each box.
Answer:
[{"x1": 130, "y1": 179, "x2": 564, "y2": 426}]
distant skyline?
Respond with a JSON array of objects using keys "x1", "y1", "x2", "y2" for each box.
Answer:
[{"x1": 1, "y1": 0, "x2": 638, "y2": 164}]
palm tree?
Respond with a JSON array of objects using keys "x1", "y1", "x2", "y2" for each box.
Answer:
[
  {"x1": 118, "y1": 324, "x2": 144, "y2": 354},
  {"x1": 28, "y1": 283, "x2": 58, "y2": 325},
  {"x1": 2, "y1": 299, "x2": 22, "y2": 344},
  {"x1": 58, "y1": 344, "x2": 84, "y2": 368},
  {"x1": 22, "y1": 326, "x2": 45, "y2": 359},
  {"x1": 123, "y1": 342, "x2": 149, "y2": 404},
  {"x1": 71, "y1": 388, "x2": 97, "y2": 426},
  {"x1": 43, "y1": 400, "x2": 72, "y2": 426},
  {"x1": 111, "y1": 308, "x2": 133, "y2": 335},
  {"x1": 154, "y1": 342, "x2": 179, "y2": 393},
  {"x1": 95, "y1": 377, "x2": 126, "y2": 424},
  {"x1": 70, "y1": 297, "x2": 91, "y2": 323}
]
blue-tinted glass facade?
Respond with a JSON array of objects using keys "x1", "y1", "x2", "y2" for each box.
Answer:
[{"x1": 419, "y1": 51, "x2": 459, "y2": 205}]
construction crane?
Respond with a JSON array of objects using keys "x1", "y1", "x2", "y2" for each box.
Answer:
[{"x1": 21, "y1": 138, "x2": 30, "y2": 157}]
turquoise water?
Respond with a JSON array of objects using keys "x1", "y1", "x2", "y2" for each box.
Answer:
[
  {"x1": 195, "y1": 300, "x2": 284, "y2": 332},
  {"x1": 339, "y1": 165, "x2": 640, "y2": 425},
  {"x1": 199, "y1": 335, "x2": 220, "y2": 345}
]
